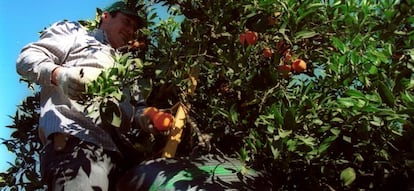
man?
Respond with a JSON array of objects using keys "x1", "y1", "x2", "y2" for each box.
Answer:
[{"x1": 16, "y1": 1, "x2": 161, "y2": 190}]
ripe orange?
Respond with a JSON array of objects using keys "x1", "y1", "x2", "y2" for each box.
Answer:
[
  {"x1": 152, "y1": 112, "x2": 174, "y2": 131},
  {"x1": 239, "y1": 33, "x2": 246, "y2": 45},
  {"x1": 245, "y1": 31, "x2": 258, "y2": 45},
  {"x1": 128, "y1": 40, "x2": 146, "y2": 49},
  {"x1": 277, "y1": 64, "x2": 292, "y2": 78},
  {"x1": 132, "y1": 40, "x2": 140, "y2": 47},
  {"x1": 144, "y1": 107, "x2": 174, "y2": 131},
  {"x1": 263, "y1": 47, "x2": 273, "y2": 58},
  {"x1": 143, "y1": 107, "x2": 158, "y2": 118},
  {"x1": 292, "y1": 59, "x2": 307, "y2": 73}
]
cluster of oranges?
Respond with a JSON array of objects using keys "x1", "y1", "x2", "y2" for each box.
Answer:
[
  {"x1": 275, "y1": 41, "x2": 307, "y2": 77},
  {"x1": 239, "y1": 30, "x2": 259, "y2": 46},
  {"x1": 143, "y1": 107, "x2": 174, "y2": 131},
  {"x1": 127, "y1": 39, "x2": 146, "y2": 50},
  {"x1": 239, "y1": 30, "x2": 307, "y2": 79},
  {"x1": 277, "y1": 59, "x2": 307, "y2": 78}
]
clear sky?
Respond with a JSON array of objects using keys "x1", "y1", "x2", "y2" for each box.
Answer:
[{"x1": 0, "y1": 0, "x2": 170, "y2": 173}]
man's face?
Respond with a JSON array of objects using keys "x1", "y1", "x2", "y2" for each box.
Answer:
[{"x1": 100, "y1": 12, "x2": 138, "y2": 49}]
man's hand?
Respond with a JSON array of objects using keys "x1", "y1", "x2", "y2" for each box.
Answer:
[{"x1": 52, "y1": 67, "x2": 102, "y2": 100}]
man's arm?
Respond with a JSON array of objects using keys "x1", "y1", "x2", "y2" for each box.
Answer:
[{"x1": 16, "y1": 21, "x2": 81, "y2": 86}]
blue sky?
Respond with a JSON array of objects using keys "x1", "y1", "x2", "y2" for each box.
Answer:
[{"x1": 0, "y1": 0, "x2": 170, "y2": 173}]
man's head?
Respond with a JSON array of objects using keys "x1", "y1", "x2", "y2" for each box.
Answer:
[{"x1": 100, "y1": 1, "x2": 146, "y2": 49}]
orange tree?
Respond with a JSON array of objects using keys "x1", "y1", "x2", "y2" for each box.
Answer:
[
  {"x1": 2, "y1": 0, "x2": 414, "y2": 190},
  {"x1": 153, "y1": 0, "x2": 414, "y2": 189}
]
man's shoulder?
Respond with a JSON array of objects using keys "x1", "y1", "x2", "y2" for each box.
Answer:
[{"x1": 46, "y1": 20, "x2": 88, "y2": 35}]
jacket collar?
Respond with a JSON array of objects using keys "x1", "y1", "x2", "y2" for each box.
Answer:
[{"x1": 90, "y1": 29, "x2": 110, "y2": 46}]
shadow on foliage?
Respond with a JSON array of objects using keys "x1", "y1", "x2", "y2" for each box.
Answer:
[{"x1": 116, "y1": 153, "x2": 273, "y2": 191}]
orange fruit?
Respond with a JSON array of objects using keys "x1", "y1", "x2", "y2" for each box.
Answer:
[
  {"x1": 277, "y1": 64, "x2": 292, "y2": 78},
  {"x1": 292, "y1": 59, "x2": 307, "y2": 73},
  {"x1": 144, "y1": 107, "x2": 174, "y2": 131},
  {"x1": 152, "y1": 112, "x2": 174, "y2": 131},
  {"x1": 128, "y1": 40, "x2": 146, "y2": 49},
  {"x1": 245, "y1": 31, "x2": 258, "y2": 45},
  {"x1": 143, "y1": 107, "x2": 158, "y2": 118},
  {"x1": 263, "y1": 47, "x2": 273, "y2": 58},
  {"x1": 239, "y1": 33, "x2": 246, "y2": 45},
  {"x1": 132, "y1": 40, "x2": 140, "y2": 47}
]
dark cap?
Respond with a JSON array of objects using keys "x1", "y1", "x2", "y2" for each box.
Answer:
[
  {"x1": 105, "y1": 1, "x2": 138, "y2": 17},
  {"x1": 104, "y1": 1, "x2": 147, "y2": 27}
]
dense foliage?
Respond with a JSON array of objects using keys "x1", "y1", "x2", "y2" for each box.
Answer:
[{"x1": 2, "y1": 0, "x2": 414, "y2": 190}]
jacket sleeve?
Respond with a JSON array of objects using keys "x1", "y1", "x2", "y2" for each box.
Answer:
[{"x1": 16, "y1": 21, "x2": 83, "y2": 86}]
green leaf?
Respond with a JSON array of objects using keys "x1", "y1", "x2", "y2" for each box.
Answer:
[
  {"x1": 284, "y1": 107, "x2": 297, "y2": 130},
  {"x1": 345, "y1": 89, "x2": 365, "y2": 99},
  {"x1": 368, "y1": 65, "x2": 378, "y2": 75},
  {"x1": 398, "y1": 108, "x2": 414, "y2": 115},
  {"x1": 255, "y1": 114, "x2": 274, "y2": 126},
  {"x1": 127, "y1": 58, "x2": 143, "y2": 69},
  {"x1": 318, "y1": 142, "x2": 331, "y2": 153},
  {"x1": 331, "y1": 117, "x2": 344, "y2": 123},
  {"x1": 355, "y1": 153, "x2": 364, "y2": 163},
  {"x1": 401, "y1": 91, "x2": 414, "y2": 108},
  {"x1": 110, "y1": 112, "x2": 122, "y2": 127},
  {"x1": 319, "y1": 135, "x2": 338, "y2": 153},
  {"x1": 370, "y1": 119, "x2": 382, "y2": 127},
  {"x1": 239, "y1": 148, "x2": 248, "y2": 161},
  {"x1": 99, "y1": 99, "x2": 122, "y2": 128},
  {"x1": 330, "y1": 128, "x2": 341, "y2": 136},
  {"x1": 270, "y1": 146, "x2": 280, "y2": 159},
  {"x1": 233, "y1": 79, "x2": 242, "y2": 86},
  {"x1": 331, "y1": 36, "x2": 347, "y2": 53},
  {"x1": 313, "y1": 119, "x2": 323, "y2": 125},
  {"x1": 362, "y1": 104, "x2": 379, "y2": 112},
  {"x1": 338, "y1": 98, "x2": 355, "y2": 108},
  {"x1": 294, "y1": 31, "x2": 318, "y2": 40},
  {"x1": 342, "y1": 135, "x2": 352, "y2": 143},
  {"x1": 273, "y1": 110, "x2": 284, "y2": 126},
  {"x1": 267, "y1": 125, "x2": 275, "y2": 134},
  {"x1": 295, "y1": 3, "x2": 324, "y2": 25},
  {"x1": 340, "y1": 167, "x2": 356, "y2": 186},
  {"x1": 370, "y1": 50, "x2": 389, "y2": 64},
  {"x1": 278, "y1": 129, "x2": 292, "y2": 138},
  {"x1": 155, "y1": 69, "x2": 163, "y2": 76},
  {"x1": 377, "y1": 81, "x2": 395, "y2": 107},
  {"x1": 229, "y1": 104, "x2": 239, "y2": 124},
  {"x1": 296, "y1": 135, "x2": 316, "y2": 147},
  {"x1": 379, "y1": 149, "x2": 390, "y2": 160},
  {"x1": 406, "y1": 160, "x2": 414, "y2": 169},
  {"x1": 149, "y1": 12, "x2": 158, "y2": 20},
  {"x1": 286, "y1": 139, "x2": 298, "y2": 152}
]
